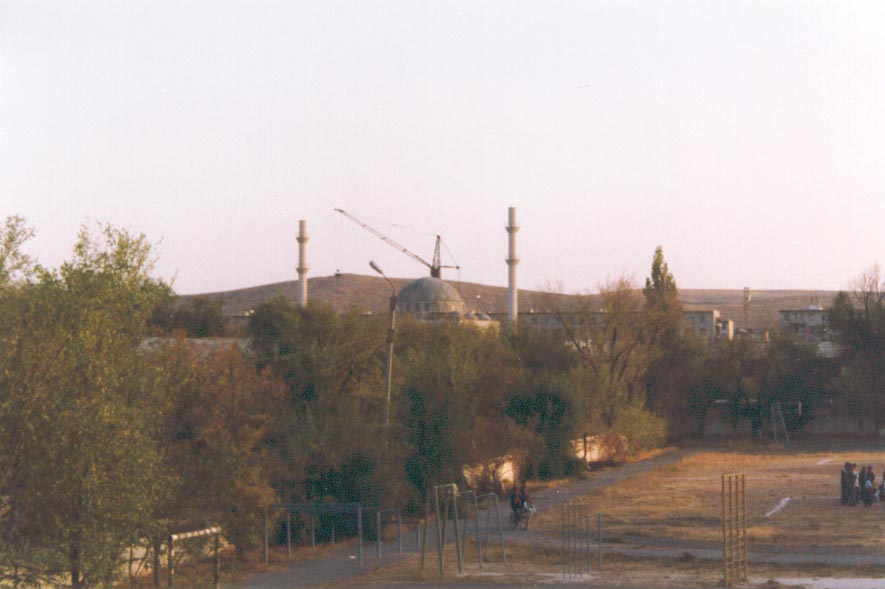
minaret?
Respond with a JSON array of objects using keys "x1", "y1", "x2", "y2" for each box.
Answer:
[
  {"x1": 297, "y1": 220, "x2": 309, "y2": 307},
  {"x1": 506, "y1": 207, "x2": 519, "y2": 328}
]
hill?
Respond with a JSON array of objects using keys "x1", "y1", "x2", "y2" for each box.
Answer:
[{"x1": 185, "y1": 274, "x2": 840, "y2": 331}]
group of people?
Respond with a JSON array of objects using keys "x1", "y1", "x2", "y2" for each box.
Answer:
[{"x1": 840, "y1": 462, "x2": 885, "y2": 507}]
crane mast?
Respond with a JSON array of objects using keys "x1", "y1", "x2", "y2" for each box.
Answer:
[{"x1": 334, "y1": 208, "x2": 458, "y2": 278}]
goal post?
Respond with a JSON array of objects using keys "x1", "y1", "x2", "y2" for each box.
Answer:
[
  {"x1": 721, "y1": 474, "x2": 748, "y2": 586},
  {"x1": 168, "y1": 526, "x2": 222, "y2": 589}
]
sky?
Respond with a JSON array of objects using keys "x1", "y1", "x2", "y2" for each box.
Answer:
[{"x1": 2, "y1": 1, "x2": 884, "y2": 295}]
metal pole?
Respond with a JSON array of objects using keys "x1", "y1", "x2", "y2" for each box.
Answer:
[
  {"x1": 421, "y1": 500, "x2": 430, "y2": 570},
  {"x1": 722, "y1": 475, "x2": 728, "y2": 584},
  {"x1": 741, "y1": 474, "x2": 750, "y2": 581},
  {"x1": 358, "y1": 506, "x2": 364, "y2": 566},
  {"x1": 264, "y1": 510, "x2": 269, "y2": 565},
  {"x1": 586, "y1": 516, "x2": 591, "y2": 573},
  {"x1": 383, "y1": 294, "x2": 396, "y2": 426},
  {"x1": 473, "y1": 493, "x2": 483, "y2": 569},
  {"x1": 451, "y1": 490, "x2": 464, "y2": 575},
  {"x1": 311, "y1": 513, "x2": 316, "y2": 549},
  {"x1": 213, "y1": 532, "x2": 221, "y2": 589},
  {"x1": 495, "y1": 496, "x2": 506, "y2": 563},
  {"x1": 397, "y1": 513, "x2": 402, "y2": 553},
  {"x1": 561, "y1": 503, "x2": 566, "y2": 578},
  {"x1": 168, "y1": 536, "x2": 174, "y2": 589},
  {"x1": 286, "y1": 512, "x2": 292, "y2": 559},
  {"x1": 483, "y1": 499, "x2": 491, "y2": 560},
  {"x1": 436, "y1": 488, "x2": 446, "y2": 575},
  {"x1": 331, "y1": 521, "x2": 336, "y2": 545},
  {"x1": 376, "y1": 510, "x2": 382, "y2": 559},
  {"x1": 597, "y1": 513, "x2": 602, "y2": 570}
]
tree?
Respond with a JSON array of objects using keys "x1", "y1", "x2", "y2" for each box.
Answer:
[
  {"x1": 0, "y1": 224, "x2": 169, "y2": 588},
  {"x1": 0, "y1": 215, "x2": 36, "y2": 288},
  {"x1": 150, "y1": 295, "x2": 229, "y2": 337},
  {"x1": 505, "y1": 370, "x2": 583, "y2": 479},
  {"x1": 829, "y1": 268, "x2": 885, "y2": 431},
  {"x1": 247, "y1": 299, "x2": 394, "y2": 511},
  {"x1": 401, "y1": 321, "x2": 520, "y2": 499},
  {"x1": 759, "y1": 331, "x2": 832, "y2": 432},
  {"x1": 643, "y1": 245, "x2": 682, "y2": 346},
  {"x1": 162, "y1": 342, "x2": 285, "y2": 559}
]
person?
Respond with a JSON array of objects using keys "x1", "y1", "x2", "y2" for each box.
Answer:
[
  {"x1": 840, "y1": 462, "x2": 852, "y2": 505},
  {"x1": 509, "y1": 485, "x2": 522, "y2": 522},
  {"x1": 849, "y1": 463, "x2": 860, "y2": 506},
  {"x1": 863, "y1": 466, "x2": 876, "y2": 507},
  {"x1": 879, "y1": 468, "x2": 885, "y2": 502},
  {"x1": 854, "y1": 466, "x2": 867, "y2": 505}
]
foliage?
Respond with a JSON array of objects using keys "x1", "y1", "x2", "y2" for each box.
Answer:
[
  {"x1": 164, "y1": 342, "x2": 284, "y2": 559},
  {"x1": 610, "y1": 401, "x2": 668, "y2": 452},
  {"x1": 505, "y1": 370, "x2": 583, "y2": 479},
  {"x1": 0, "y1": 215, "x2": 36, "y2": 288},
  {"x1": 829, "y1": 269, "x2": 885, "y2": 429},
  {"x1": 400, "y1": 321, "x2": 519, "y2": 498},
  {"x1": 247, "y1": 298, "x2": 393, "y2": 510},
  {"x1": 0, "y1": 224, "x2": 168, "y2": 588},
  {"x1": 758, "y1": 332, "x2": 832, "y2": 431},
  {"x1": 150, "y1": 294, "x2": 229, "y2": 337}
]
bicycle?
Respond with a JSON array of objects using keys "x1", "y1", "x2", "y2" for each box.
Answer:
[{"x1": 510, "y1": 502, "x2": 536, "y2": 530}]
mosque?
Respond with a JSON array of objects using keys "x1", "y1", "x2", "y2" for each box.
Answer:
[{"x1": 294, "y1": 209, "x2": 520, "y2": 330}]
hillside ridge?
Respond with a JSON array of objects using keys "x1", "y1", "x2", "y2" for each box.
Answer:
[{"x1": 185, "y1": 274, "x2": 839, "y2": 330}]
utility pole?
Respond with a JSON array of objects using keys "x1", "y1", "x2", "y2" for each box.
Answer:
[{"x1": 370, "y1": 261, "x2": 397, "y2": 427}]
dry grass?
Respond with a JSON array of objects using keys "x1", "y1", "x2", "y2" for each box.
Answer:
[{"x1": 531, "y1": 440, "x2": 885, "y2": 551}]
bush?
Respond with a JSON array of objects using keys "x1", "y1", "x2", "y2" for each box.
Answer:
[{"x1": 610, "y1": 402, "x2": 668, "y2": 452}]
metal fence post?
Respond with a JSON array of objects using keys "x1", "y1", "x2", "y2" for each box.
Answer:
[
  {"x1": 213, "y1": 532, "x2": 221, "y2": 589},
  {"x1": 168, "y1": 535, "x2": 174, "y2": 589},
  {"x1": 358, "y1": 506, "x2": 364, "y2": 566},
  {"x1": 586, "y1": 515, "x2": 591, "y2": 573},
  {"x1": 397, "y1": 513, "x2": 402, "y2": 553},
  {"x1": 286, "y1": 512, "x2": 292, "y2": 559},
  {"x1": 376, "y1": 510, "x2": 382, "y2": 559},
  {"x1": 597, "y1": 513, "x2": 602, "y2": 570},
  {"x1": 263, "y1": 511, "x2": 268, "y2": 565}
]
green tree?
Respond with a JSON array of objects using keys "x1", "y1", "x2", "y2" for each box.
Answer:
[
  {"x1": 247, "y1": 299, "x2": 393, "y2": 510},
  {"x1": 0, "y1": 224, "x2": 168, "y2": 588},
  {"x1": 165, "y1": 342, "x2": 285, "y2": 559},
  {"x1": 0, "y1": 215, "x2": 36, "y2": 288},
  {"x1": 829, "y1": 269, "x2": 885, "y2": 430},
  {"x1": 505, "y1": 370, "x2": 583, "y2": 479},
  {"x1": 400, "y1": 321, "x2": 519, "y2": 498},
  {"x1": 150, "y1": 295, "x2": 228, "y2": 337},
  {"x1": 643, "y1": 245, "x2": 682, "y2": 346},
  {"x1": 759, "y1": 331, "x2": 832, "y2": 432}
]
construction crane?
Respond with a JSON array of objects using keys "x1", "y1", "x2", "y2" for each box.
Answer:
[{"x1": 335, "y1": 208, "x2": 459, "y2": 279}]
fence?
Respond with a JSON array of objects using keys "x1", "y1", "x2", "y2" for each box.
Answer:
[{"x1": 560, "y1": 500, "x2": 602, "y2": 580}]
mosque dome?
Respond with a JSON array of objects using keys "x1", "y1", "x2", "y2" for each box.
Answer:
[{"x1": 398, "y1": 277, "x2": 466, "y2": 316}]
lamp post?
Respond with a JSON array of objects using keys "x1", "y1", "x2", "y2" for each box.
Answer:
[{"x1": 370, "y1": 261, "x2": 397, "y2": 427}]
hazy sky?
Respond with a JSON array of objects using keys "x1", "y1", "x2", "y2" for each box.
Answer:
[{"x1": 3, "y1": 1, "x2": 883, "y2": 295}]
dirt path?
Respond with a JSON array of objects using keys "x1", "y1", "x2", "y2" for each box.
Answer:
[
  {"x1": 231, "y1": 449, "x2": 695, "y2": 588},
  {"x1": 231, "y1": 446, "x2": 885, "y2": 587}
]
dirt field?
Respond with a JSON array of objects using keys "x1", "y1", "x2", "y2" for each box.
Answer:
[
  {"x1": 225, "y1": 438, "x2": 885, "y2": 588},
  {"x1": 532, "y1": 439, "x2": 885, "y2": 551}
]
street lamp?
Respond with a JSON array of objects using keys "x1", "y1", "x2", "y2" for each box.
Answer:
[{"x1": 370, "y1": 261, "x2": 397, "y2": 427}]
